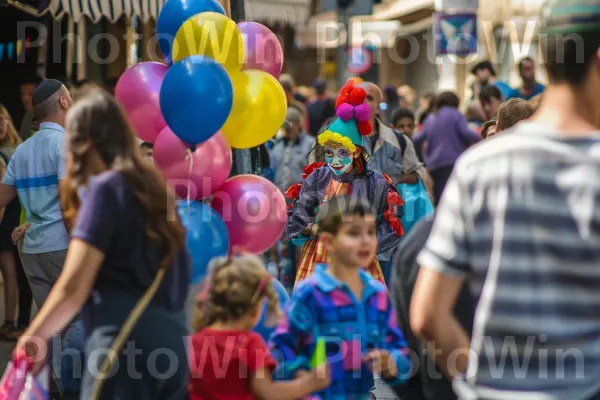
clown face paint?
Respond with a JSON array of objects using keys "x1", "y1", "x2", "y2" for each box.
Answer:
[{"x1": 324, "y1": 142, "x2": 353, "y2": 175}]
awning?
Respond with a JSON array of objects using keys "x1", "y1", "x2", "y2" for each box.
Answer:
[
  {"x1": 8, "y1": 0, "x2": 165, "y2": 22},
  {"x1": 244, "y1": 0, "x2": 311, "y2": 26},
  {"x1": 371, "y1": 0, "x2": 434, "y2": 21},
  {"x1": 53, "y1": 0, "x2": 166, "y2": 22},
  {"x1": 9, "y1": 0, "x2": 310, "y2": 25}
]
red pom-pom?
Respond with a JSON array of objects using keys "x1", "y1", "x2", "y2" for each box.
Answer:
[
  {"x1": 336, "y1": 80, "x2": 367, "y2": 109},
  {"x1": 357, "y1": 120, "x2": 372, "y2": 136},
  {"x1": 347, "y1": 88, "x2": 366, "y2": 106}
]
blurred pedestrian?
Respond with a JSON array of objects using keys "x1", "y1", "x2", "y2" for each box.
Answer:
[{"x1": 412, "y1": 91, "x2": 480, "y2": 204}]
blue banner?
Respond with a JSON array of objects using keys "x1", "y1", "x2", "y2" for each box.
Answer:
[{"x1": 434, "y1": 12, "x2": 478, "y2": 56}]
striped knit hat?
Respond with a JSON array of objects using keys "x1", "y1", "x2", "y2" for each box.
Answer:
[{"x1": 542, "y1": 0, "x2": 600, "y2": 34}]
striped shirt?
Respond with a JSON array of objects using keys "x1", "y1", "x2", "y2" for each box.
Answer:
[
  {"x1": 418, "y1": 123, "x2": 600, "y2": 400},
  {"x1": 2, "y1": 122, "x2": 68, "y2": 254}
]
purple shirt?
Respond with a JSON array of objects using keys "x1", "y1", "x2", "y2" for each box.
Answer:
[
  {"x1": 72, "y1": 170, "x2": 191, "y2": 397},
  {"x1": 72, "y1": 170, "x2": 191, "y2": 312},
  {"x1": 412, "y1": 107, "x2": 480, "y2": 170}
]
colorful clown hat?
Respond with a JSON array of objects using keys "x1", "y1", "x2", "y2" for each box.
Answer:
[{"x1": 317, "y1": 80, "x2": 372, "y2": 153}]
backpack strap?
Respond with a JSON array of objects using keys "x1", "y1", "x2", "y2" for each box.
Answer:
[{"x1": 392, "y1": 129, "x2": 407, "y2": 157}]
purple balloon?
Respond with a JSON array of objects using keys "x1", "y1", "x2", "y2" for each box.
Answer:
[
  {"x1": 211, "y1": 175, "x2": 287, "y2": 254},
  {"x1": 115, "y1": 62, "x2": 168, "y2": 143},
  {"x1": 154, "y1": 126, "x2": 232, "y2": 200},
  {"x1": 238, "y1": 22, "x2": 283, "y2": 79}
]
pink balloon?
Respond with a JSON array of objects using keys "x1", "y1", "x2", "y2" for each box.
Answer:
[
  {"x1": 238, "y1": 22, "x2": 284, "y2": 79},
  {"x1": 211, "y1": 175, "x2": 287, "y2": 254},
  {"x1": 115, "y1": 62, "x2": 168, "y2": 143},
  {"x1": 154, "y1": 127, "x2": 232, "y2": 200}
]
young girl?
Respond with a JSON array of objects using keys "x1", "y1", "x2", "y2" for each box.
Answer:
[
  {"x1": 272, "y1": 195, "x2": 411, "y2": 399},
  {"x1": 285, "y1": 80, "x2": 404, "y2": 285},
  {"x1": 189, "y1": 255, "x2": 330, "y2": 400}
]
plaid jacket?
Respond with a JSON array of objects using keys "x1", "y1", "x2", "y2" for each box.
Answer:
[{"x1": 270, "y1": 264, "x2": 411, "y2": 400}]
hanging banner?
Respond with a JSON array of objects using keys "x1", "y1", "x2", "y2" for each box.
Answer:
[
  {"x1": 434, "y1": 12, "x2": 478, "y2": 56},
  {"x1": 0, "y1": 38, "x2": 31, "y2": 63}
]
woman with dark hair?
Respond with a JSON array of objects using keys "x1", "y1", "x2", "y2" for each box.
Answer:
[
  {"x1": 412, "y1": 91, "x2": 480, "y2": 204},
  {"x1": 15, "y1": 88, "x2": 191, "y2": 399}
]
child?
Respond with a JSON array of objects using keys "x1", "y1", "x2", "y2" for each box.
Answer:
[
  {"x1": 140, "y1": 141, "x2": 154, "y2": 161},
  {"x1": 391, "y1": 108, "x2": 416, "y2": 139},
  {"x1": 271, "y1": 195, "x2": 411, "y2": 400},
  {"x1": 189, "y1": 255, "x2": 330, "y2": 400},
  {"x1": 495, "y1": 98, "x2": 535, "y2": 133},
  {"x1": 285, "y1": 80, "x2": 404, "y2": 285}
]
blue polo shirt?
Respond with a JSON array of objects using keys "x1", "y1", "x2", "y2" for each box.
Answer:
[
  {"x1": 507, "y1": 82, "x2": 546, "y2": 100},
  {"x1": 2, "y1": 122, "x2": 69, "y2": 254}
]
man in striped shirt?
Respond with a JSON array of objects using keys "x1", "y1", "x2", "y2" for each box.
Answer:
[{"x1": 410, "y1": 1, "x2": 600, "y2": 399}]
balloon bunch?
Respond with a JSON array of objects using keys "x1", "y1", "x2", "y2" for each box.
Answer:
[{"x1": 114, "y1": 0, "x2": 288, "y2": 284}]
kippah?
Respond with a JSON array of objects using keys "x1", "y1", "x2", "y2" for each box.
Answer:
[
  {"x1": 542, "y1": 0, "x2": 600, "y2": 34},
  {"x1": 32, "y1": 79, "x2": 63, "y2": 107}
]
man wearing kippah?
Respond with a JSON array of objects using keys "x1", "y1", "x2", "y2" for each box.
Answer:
[
  {"x1": 0, "y1": 79, "x2": 82, "y2": 397},
  {"x1": 411, "y1": 1, "x2": 600, "y2": 399}
]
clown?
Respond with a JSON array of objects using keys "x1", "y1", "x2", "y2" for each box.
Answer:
[{"x1": 284, "y1": 80, "x2": 404, "y2": 284}]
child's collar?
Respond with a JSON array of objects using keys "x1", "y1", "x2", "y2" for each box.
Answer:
[{"x1": 312, "y1": 264, "x2": 384, "y2": 299}]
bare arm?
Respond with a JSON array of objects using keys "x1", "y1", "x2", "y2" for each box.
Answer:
[
  {"x1": 410, "y1": 268, "x2": 470, "y2": 378},
  {"x1": 22, "y1": 239, "x2": 103, "y2": 341},
  {"x1": 251, "y1": 365, "x2": 329, "y2": 400},
  {"x1": 0, "y1": 183, "x2": 17, "y2": 210},
  {"x1": 399, "y1": 173, "x2": 419, "y2": 184}
]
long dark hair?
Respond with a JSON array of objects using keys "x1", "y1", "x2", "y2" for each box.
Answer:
[{"x1": 60, "y1": 87, "x2": 185, "y2": 270}]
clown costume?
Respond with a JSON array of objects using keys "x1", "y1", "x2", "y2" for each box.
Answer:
[{"x1": 284, "y1": 80, "x2": 405, "y2": 285}]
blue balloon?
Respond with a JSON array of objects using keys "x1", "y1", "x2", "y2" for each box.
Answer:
[
  {"x1": 160, "y1": 56, "x2": 233, "y2": 145},
  {"x1": 177, "y1": 200, "x2": 229, "y2": 285},
  {"x1": 156, "y1": 0, "x2": 225, "y2": 60},
  {"x1": 253, "y1": 279, "x2": 290, "y2": 342}
]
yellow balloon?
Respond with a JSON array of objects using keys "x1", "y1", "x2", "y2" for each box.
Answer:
[
  {"x1": 172, "y1": 12, "x2": 245, "y2": 72},
  {"x1": 221, "y1": 70, "x2": 287, "y2": 149}
]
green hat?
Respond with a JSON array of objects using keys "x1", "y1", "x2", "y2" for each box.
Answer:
[{"x1": 541, "y1": 0, "x2": 600, "y2": 34}]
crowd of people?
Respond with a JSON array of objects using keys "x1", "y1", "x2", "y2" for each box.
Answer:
[
  {"x1": 266, "y1": 56, "x2": 545, "y2": 291},
  {"x1": 0, "y1": 1, "x2": 598, "y2": 399}
]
